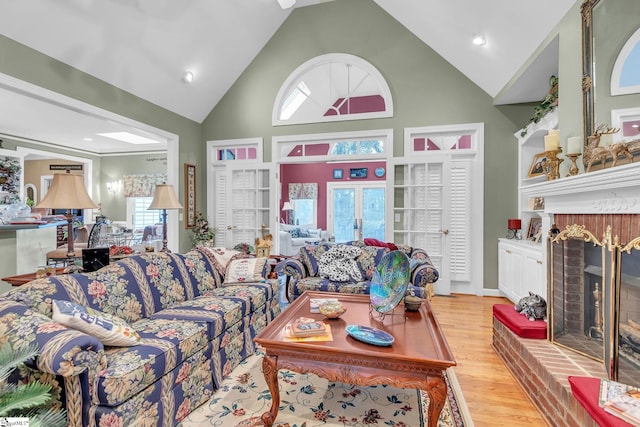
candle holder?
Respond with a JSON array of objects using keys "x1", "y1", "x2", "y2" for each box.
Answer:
[
  {"x1": 543, "y1": 148, "x2": 564, "y2": 181},
  {"x1": 566, "y1": 153, "x2": 580, "y2": 177}
]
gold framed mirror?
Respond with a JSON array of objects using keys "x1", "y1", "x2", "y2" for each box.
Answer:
[{"x1": 581, "y1": 0, "x2": 640, "y2": 169}]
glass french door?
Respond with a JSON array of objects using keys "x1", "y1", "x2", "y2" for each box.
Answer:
[{"x1": 327, "y1": 182, "x2": 385, "y2": 243}]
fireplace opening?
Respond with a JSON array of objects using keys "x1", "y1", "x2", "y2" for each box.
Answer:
[{"x1": 549, "y1": 224, "x2": 640, "y2": 387}]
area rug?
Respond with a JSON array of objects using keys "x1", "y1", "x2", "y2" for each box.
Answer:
[{"x1": 180, "y1": 351, "x2": 473, "y2": 427}]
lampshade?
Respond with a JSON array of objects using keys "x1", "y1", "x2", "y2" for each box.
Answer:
[
  {"x1": 148, "y1": 184, "x2": 183, "y2": 210},
  {"x1": 282, "y1": 201, "x2": 293, "y2": 211},
  {"x1": 37, "y1": 172, "x2": 97, "y2": 209}
]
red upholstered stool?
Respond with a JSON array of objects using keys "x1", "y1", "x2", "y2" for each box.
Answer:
[
  {"x1": 569, "y1": 376, "x2": 634, "y2": 427},
  {"x1": 492, "y1": 304, "x2": 547, "y2": 339}
]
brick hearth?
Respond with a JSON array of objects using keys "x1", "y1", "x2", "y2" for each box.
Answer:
[{"x1": 493, "y1": 317, "x2": 606, "y2": 427}]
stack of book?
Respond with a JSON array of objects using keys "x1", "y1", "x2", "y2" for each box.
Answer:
[
  {"x1": 600, "y1": 379, "x2": 640, "y2": 426},
  {"x1": 286, "y1": 317, "x2": 329, "y2": 338}
]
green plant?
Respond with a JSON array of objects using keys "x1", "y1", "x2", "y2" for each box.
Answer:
[
  {"x1": 520, "y1": 75, "x2": 558, "y2": 137},
  {"x1": 0, "y1": 342, "x2": 67, "y2": 427},
  {"x1": 192, "y1": 211, "x2": 216, "y2": 245}
]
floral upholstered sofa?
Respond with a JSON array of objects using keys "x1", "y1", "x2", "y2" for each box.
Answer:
[
  {"x1": 277, "y1": 240, "x2": 439, "y2": 302},
  {"x1": 0, "y1": 247, "x2": 280, "y2": 427}
]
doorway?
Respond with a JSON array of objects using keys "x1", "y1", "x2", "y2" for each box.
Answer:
[{"x1": 327, "y1": 182, "x2": 385, "y2": 242}]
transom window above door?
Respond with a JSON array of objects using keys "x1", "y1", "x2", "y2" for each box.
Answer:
[{"x1": 273, "y1": 53, "x2": 393, "y2": 126}]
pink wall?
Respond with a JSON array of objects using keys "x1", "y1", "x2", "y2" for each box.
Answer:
[{"x1": 280, "y1": 161, "x2": 386, "y2": 229}]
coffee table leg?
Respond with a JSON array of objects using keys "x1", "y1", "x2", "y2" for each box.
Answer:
[
  {"x1": 426, "y1": 373, "x2": 447, "y2": 427},
  {"x1": 260, "y1": 354, "x2": 279, "y2": 427}
]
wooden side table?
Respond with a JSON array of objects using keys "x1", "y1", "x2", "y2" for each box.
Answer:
[{"x1": 2, "y1": 267, "x2": 67, "y2": 286}]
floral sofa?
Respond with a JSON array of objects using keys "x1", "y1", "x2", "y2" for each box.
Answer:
[
  {"x1": 0, "y1": 247, "x2": 280, "y2": 427},
  {"x1": 277, "y1": 241, "x2": 439, "y2": 302}
]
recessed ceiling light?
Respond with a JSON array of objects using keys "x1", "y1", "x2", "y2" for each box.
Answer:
[
  {"x1": 97, "y1": 132, "x2": 161, "y2": 145},
  {"x1": 277, "y1": 0, "x2": 296, "y2": 9},
  {"x1": 472, "y1": 34, "x2": 486, "y2": 46},
  {"x1": 182, "y1": 70, "x2": 194, "y2": 84},
  {"x1": 83, "y1": 137, "x2": 93, "y2": 142}
]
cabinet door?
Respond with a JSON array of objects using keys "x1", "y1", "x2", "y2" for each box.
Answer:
[
  {"x1": 523, "y1": 251, "x2": 545, "y2": 299},
  {"x1": 498, "y1": 242, "x2": 524, "y2": 303}
]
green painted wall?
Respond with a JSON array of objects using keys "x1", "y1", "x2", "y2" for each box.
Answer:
[
  {"x1": 0, "y1": 35, "x2": 202, "y2": 251},
  {"x1": 0, "y1": 0, "x2": 595, "y2": 291},
  {"x1": 201, "y1": 0, "x2": 532, "y2": 291}
]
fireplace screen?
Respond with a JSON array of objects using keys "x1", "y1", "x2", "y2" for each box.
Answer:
[{"x1": 549, "y1": 225, "x2": 640, "y2": 387}]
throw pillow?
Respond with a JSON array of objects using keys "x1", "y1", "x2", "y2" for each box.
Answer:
[
  {"x1": 52, "y1": 299, "x2": 140, "y2": 346},
  {"x1": 318, "y1": 245, "x2": 363, "y2": 282},
  {"x1": 224, "y1": 257, "x2": 267, "y2": 284},
  {"x1": 308, "y1": 228, "x2": 321, "y2": 238},
  {"x1": 199, "y1": 247, "x2": 243, "y2": 276},
  {"x1": 297, "y1": 227, "x2": 311, "y2": 238}
]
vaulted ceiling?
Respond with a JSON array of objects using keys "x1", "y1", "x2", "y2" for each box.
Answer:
[{"x1": 0, "y1": 0, "x2": 578, "y2": 154}]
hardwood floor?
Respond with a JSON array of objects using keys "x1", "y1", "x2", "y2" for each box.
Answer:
[{"x1": 429, "y1": 294, "x2": 548, "y2": 427}]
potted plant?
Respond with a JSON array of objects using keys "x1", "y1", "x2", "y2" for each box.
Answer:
[
  {"x1": 192, "y1": 211, "x2": 216, "y2": 247},
  {"x1": 0, "y1": 342, "x2": 67, "y2": 427}
]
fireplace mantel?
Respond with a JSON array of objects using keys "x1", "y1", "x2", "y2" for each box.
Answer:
[{"x1": 521, "y1": 161, "x2": 640, "y2": 214}]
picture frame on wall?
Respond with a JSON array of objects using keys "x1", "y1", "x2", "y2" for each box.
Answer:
[
  {"x1": 184, "y1": 163, "x2": 196, "y2": 229},
  {"x1": 528, "y1": 152, "x2": 548, "y2": 178},
  {"x1": 333, "y1": 169, "x2": 343, "y2": 179}
]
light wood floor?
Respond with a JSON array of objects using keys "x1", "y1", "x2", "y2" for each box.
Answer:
[{"x1": 429, "y1": 294, "x2": 548, "y2": 427}]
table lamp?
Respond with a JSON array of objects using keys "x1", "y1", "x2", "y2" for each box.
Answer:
[
  {"x1": 282, "y1": 201, "x2": 293, "y2": 225},
  {"x1": 147, "y1": 184, "x2": 183, "y2": 252},
  {"x1": 36, "y1": 170, "x2": 98, "y2": 259}
]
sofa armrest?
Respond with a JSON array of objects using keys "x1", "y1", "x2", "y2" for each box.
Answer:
[
  {"x1": 410, "y1": 249, "x2": 439, "y2": 287},
  {"x1": 276, "y1": 258, "x2": 307, "y2": 280},
  {"x1": 0, "y1": 299, "x2": 106, "y2": 377}
]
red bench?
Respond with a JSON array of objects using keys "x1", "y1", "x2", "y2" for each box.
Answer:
[
  {"x1": 492, "y1": 304, "x2": 547, "y2": 339},
  {"x1": 569, "y1": 376, "x2": 634, "y2": 427}
]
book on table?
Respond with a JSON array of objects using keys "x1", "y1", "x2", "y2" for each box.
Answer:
[
  {"x1": 288, "y1": 317, "x2": 329, "y2": 337},
  {"x1": 600, "y1": 379, "x2": 640, "y2": 426}
]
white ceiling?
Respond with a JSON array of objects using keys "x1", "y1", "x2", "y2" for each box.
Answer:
[{"x1": 0, "y1": 0, "x2": 577, "y2": 155}]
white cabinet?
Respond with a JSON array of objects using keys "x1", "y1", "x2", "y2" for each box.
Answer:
[{"x1": 498, "y1": 238, "x2": 544, "y2": 303}]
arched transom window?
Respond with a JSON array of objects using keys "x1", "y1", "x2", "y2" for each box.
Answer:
[{"x1": 272, "y1": 53, "x2": 393, "y2": 126}]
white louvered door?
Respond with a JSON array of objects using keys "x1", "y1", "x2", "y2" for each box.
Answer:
[
  {"x1": 393, "y1": 161, "x2": 451, "y2": 295},
  {"x1": 395, "y1": 123, "x2": 483, "y2": 296}
]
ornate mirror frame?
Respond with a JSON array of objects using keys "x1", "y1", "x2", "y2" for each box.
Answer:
[{"x1": 581, "y1": 0, "x2": 599, "y2": 144}]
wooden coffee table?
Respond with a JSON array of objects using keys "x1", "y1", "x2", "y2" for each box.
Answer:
[{"x1": 254, "y1": 291, "x2": 456, "y2": 427}]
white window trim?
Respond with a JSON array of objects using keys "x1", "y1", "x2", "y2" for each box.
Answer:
[
  {"x1": 272, "y1": 53, "x2": 393, "y2": 126},
  {"x1": 273, "y1": 128, "x2": 393, "y2": 164}
]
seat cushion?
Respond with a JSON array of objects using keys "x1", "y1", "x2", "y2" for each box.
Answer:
[
  {"x1": 493, "y1": 304, "x2": 547, "y2": 339},
  {"x1": 569, "y1": 376, "x2": 633, "y2": 427},
  {"x1": 94, "y1": 317, "x2": 208, "y2": 406}
]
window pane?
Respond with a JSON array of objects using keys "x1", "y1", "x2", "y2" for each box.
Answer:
[
  {"x1": 293, "y1": 199, "x2": 315, "y2": 226},
  {"x1": 362, "y1": 188, "x2": 385, "y2": 240},
  {"x1": 333, "y1": 189, "x2": 355, "y2": 242}
]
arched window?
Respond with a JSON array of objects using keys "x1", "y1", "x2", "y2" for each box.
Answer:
[
  {"x1": 273, "y1": 53, "x2": 393, "y2": 126},
  {"x1": 611, "y1": 27, "x2": 640, "y2": 96}
]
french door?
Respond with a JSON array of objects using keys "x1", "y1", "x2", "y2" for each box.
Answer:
[{"x1": 327, "y1": 182, "x2": 385, "y2": 242}]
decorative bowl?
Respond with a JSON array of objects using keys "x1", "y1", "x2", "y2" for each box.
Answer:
[
  {"x1": 319, "y1": 301, "x2": 347, "y2": 318},
  {"x1": 404, "y1": 295, "x2": 423, "y2": 312}
]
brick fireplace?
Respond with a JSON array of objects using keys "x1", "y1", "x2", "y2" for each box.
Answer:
[{"x1": 494, "y1": 161, "x2": 640, "y2": 426}]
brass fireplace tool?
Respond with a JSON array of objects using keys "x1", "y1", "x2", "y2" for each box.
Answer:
[{"x1": 589, "y1": 282, "x2": 603, "y2": 339}]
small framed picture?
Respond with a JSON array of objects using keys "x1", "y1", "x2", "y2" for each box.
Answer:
[
  {"x1": 527, "y1": 217, "x2": 542, "y2": 241},
  {"x1": 333, "y1": 169, "x2": 343, "y2": 179},
  {"x1": 528, "y1": 152, "x2": 548, "y2": 178}
]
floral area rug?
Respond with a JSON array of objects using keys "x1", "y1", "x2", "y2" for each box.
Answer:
[{"x1": 179, "y1": 351, "x2": 473, "y2": 427}]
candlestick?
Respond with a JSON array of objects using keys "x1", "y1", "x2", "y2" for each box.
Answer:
[
  {"x1": 543, "y1": 148, "x2": 564, "y2": 181},
  {"x1": 567, "y1": 136, "x2": 582, "y2": 155},
  {"x1": 566, "y1": 153, "x2": 580, "y2": 177}
]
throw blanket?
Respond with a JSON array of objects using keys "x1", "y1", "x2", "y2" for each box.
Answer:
[{"x1": 318, "y1": 245, "x2": 363, "y2": 282}]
